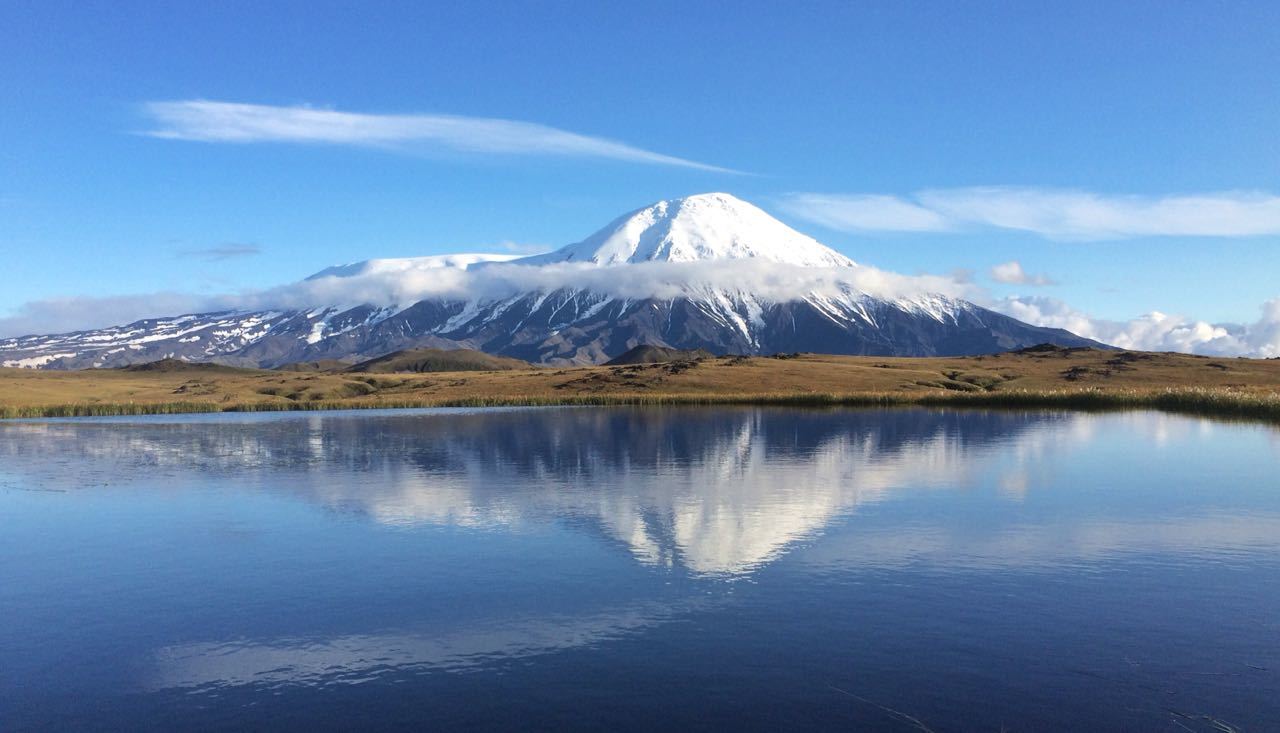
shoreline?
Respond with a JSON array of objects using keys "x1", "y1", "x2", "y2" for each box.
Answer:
[
  {"x1": 5, "y1": 349, "x2": 1279, "y2": 424},
  {"x1": 4, "y1": 387, "x2": 1278, "y2": 424}
]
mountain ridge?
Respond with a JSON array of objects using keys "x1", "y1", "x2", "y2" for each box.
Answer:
[{"x1": 0, "y1": 193, "x2": 1106, "y2": 369}]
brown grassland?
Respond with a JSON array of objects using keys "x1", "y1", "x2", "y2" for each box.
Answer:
[{"x1": 2, "y1": 347, "x2": 1280, "y2": 422}]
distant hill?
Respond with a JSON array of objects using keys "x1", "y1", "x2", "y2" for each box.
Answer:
[
  {"x1": 119, "y1": 358, "x2": 255, "y2": 374},
  {"x1": 1012, "y1": 343, "x2": 1106, "y2": 355},
  {"x1": 606, "y1": 345, "x2": 714, "y2": 365},
  {"x1": 276, "y1": 359, "x2": 352, "y2": 372},
  {"x1": 346, "y1": 348, "x2": 533, "y2": 374}
]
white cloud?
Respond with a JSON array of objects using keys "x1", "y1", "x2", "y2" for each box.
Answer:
[
  {"x1": 780, "y1": 187, "x2": 1280, "y2": 240},
  {"x1": 143, "y1": 100, "x2": 739, "y2": 173},
  {"x1": 989, "y1": 260, "x2": 1056, "y2": 286},
  {"x1": 257, "y1": 258, "x2": 977, "y2": 311},
  {"x1": 994, "y1": 295, "x2": 1280, "y2": 357}
]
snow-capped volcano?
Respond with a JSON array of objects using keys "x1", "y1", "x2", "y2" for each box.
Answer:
[
  {"x1": 518, "y1": 192, "x2": 856, "y2": 267},
  {"x1": 0, "y1": 193, "x2": 1102, "y2": 369}
]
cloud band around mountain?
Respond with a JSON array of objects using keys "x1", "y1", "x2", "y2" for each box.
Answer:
[
  {"x1": 0, "y1": 259, "x2": 969, "y2": 339},
  {"x1": 3, "y1": 257, "x2": 1278, "y2": 357},
  {"x1": 779, "y1": 188, "x2": 1280, "y2": 240},
  {"x1": 142, "y1": 100, "x2": 739, "y2": 173}
]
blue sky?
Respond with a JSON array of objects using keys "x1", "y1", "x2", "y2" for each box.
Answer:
[{"x1": 3, "y1": 1, "x2": 1279, "y2": 345}]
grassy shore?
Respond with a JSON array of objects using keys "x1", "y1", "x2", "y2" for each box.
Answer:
[
  {"x1": 2, "y1": 388, "x2": 1278, "y2": 423},
  {"x1": 3, "y1": 349, "x2": 1279, "y2": 423}
]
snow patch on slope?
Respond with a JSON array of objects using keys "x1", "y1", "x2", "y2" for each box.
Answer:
[{"x1": 3, "y1": 353, "x2": 76, "y2": 368}]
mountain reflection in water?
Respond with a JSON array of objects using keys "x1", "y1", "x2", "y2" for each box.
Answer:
[
  {"x1": 2, "y1": 407, "x2": 1278, "y2": 731},
  {"x1": 3, "y1": 407, "x2": 1088, "y2": 575}
]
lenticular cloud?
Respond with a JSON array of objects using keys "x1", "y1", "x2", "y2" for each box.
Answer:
[{"x1": 143, "y1": 100, "x2": 739, "y2": 173}]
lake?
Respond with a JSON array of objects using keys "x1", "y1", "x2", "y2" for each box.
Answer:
[{"x1": 1, "y1": 407, "x2": 1278, "y2": 731}]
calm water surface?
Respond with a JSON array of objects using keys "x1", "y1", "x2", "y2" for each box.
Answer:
[{"x1": 1, "y1": 407, "x2": 1278, "y2": 731}]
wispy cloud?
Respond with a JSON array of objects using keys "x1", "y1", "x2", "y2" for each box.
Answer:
[
  {"x1": 178, "y1": 243, "x2": 262, "y2": 261},
  {"x1": 775, "y1": 193, "x2": 949, "y2": 233},
  {"x1": 142, "y1": 100, "x2": 739, "y2": 173},
  {"x1": 779, "y1": 187, "x2": 1280, "y2": 240},
  {"x1": 989, "y1": 260, "x2": 1056, "y2": 286}
]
